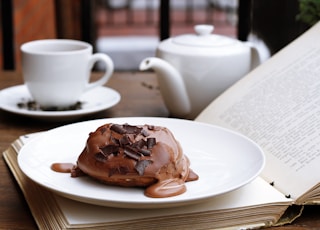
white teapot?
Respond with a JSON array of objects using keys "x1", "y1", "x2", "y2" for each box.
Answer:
[{"x1": 139, "y1": 25, "x2": 261, "y2": 119}]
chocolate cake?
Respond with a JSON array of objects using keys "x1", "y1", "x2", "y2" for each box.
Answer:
[{"x1": 72, "y1": 123, "x2": 199, "y2": 198}]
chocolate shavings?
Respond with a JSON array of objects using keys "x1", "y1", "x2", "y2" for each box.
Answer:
[
  {"x1": 135, "y1": 160, "x2": 153, "y2": 175},
  {"x1": 124, "y1": 146, "x2": 141, "y2": 161},
  {"x1": 100, "y1": 145, "x2": 119, "y2": 156},
  {"x1": 141, "y1": 129, "x2": 149, "y2": 137},
  {"x1": 147, "y1": 137, "x2": 156, "y2": 149},
  {"x1": 132, "y1": 139, "x2": 146, "y2": 149},
  {"x1": 97, "y1": 124, "x2": 159, "y2": 175},
  {"x1": 137, "y1": 148, "x2": 151, "y2": 156},
  {"x1": 119, "y1": 135, "x2": 130, "y2": 146},
  {"x1": 110, "y1": 124, "x2": 127, "y2": 134},
  {"x1": 123, "y1": 124, "x2": 143, "y2": 134}
]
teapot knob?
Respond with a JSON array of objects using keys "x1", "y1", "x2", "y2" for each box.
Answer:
[{"x1": 194, "y1": 25, "x2": 214, "y2": 36}]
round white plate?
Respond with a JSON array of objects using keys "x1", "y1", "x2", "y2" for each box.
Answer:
[
  {"x1": 18, "y1": 117, "x2": 265, "y2": 209},
  {"x1": 0, "y1": 85, "x2": 120, "y2": 121}
]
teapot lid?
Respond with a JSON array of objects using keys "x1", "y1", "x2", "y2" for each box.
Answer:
[{"x1": 172, "y1": 25, "x2": 237, "y2": 47}]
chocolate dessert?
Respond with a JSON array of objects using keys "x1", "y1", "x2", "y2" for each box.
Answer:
[{"x1": 72, "y1": 123, "x2": 198, "y2": 198}]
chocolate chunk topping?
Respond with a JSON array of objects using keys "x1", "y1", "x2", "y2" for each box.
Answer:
[
  {"x1": 138, "y1": 148, "x2": 151, "y2": 156},
  {"x1": 110, "y1": 123, "x2": 144, "y2": 135},
  {"x1": 135, "y1": 160, "x2": 153, "y2": 175},
  {"x1": 95, "y1": 152, "x2": 107, "y2": 162},
  {"x1": 95, "y1": 124, "x2": 160, "y2": 175},
  {"x1": 119, "y1": 135, "x2": 130, "y2": 146},
  {"x1": 111, "y1": 136, "x2": 120, "y2": 145},
  {"x1": 123, "y1": 124, "x2": 142, "y2": 134},
  {"x1": 100, "y1": 145, "x2": 119, "y2": 155},
  {"x1": 141, "y1": 129, "x2": 149, "y2": 137},
  {"x1": 147, "y1": 137, "x2": 156, "y2": 149},
  {"x1": 110, "y1": 124, "x2": 127, "y2": 134},
  {"x1": 132, "y1": 139, "x2": 146, "y2": 149},
  {"x1": 124, "y1": 146, "x2": 141, "y2": 160}
]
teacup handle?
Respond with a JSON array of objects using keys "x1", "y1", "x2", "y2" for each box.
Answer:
[{"x1": 85, "y1": 53, "x2": 114, "y2": 91}]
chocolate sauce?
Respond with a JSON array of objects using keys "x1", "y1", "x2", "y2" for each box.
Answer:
[
  {"x1": 144, "y1": 178, "x2": 186, "y2": 198},
  {"x1": 51, "y1": 163, "x2": 75, "y2": 173}
]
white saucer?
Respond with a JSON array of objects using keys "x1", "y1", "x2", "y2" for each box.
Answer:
[{"x1": 0, "y1": 85, "x2": 120, "y2": 121}]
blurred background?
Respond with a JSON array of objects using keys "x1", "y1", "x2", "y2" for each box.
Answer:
[{"x1": 0, "y1": 0, "x2": 315, "y2": 71}]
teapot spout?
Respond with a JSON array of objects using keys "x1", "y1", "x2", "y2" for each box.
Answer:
[{"x1": 139, "y1": 57, "x2": 191, "y2": 117}]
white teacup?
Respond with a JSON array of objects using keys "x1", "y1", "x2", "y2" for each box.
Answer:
[{"x1": 21, "y1": 39, "x2": 114, "y2": 110}]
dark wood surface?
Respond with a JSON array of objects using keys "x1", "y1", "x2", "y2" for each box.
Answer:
[{"x1": 1, "y1": 71, "x2": 320, "y2": 229}]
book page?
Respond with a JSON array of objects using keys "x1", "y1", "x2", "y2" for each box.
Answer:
[
  {"x1": 196, "y1": 22, "x2": 320, "y2": 202},
  {"x1": 56, "y1": 177, "x2": 289, "y2": 226}
]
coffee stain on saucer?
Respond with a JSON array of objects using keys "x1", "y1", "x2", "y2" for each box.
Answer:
[{"x1": 17, "y1": 100, "x2": 83, "y2": 111}]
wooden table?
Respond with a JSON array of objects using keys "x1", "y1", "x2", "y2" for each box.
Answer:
[{"x1": 1, "y1": 71, "x2": 320, "y2": 229}]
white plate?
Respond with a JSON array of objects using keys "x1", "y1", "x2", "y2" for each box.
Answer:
[
  {"x1": 0, "y1": 85, "x2": 120, "y2": 121},
  {"x1": 18, "y1": 117, "x2": 265, "y2": 209}
]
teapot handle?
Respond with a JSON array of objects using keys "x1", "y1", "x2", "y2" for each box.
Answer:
[{"x1": 245, "y1": 42, "x2": 262, "y2": 70}]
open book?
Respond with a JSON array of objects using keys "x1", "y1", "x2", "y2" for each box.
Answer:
[{"x1": 3, "y1": 21, "x2": 320, "y2": 229}]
